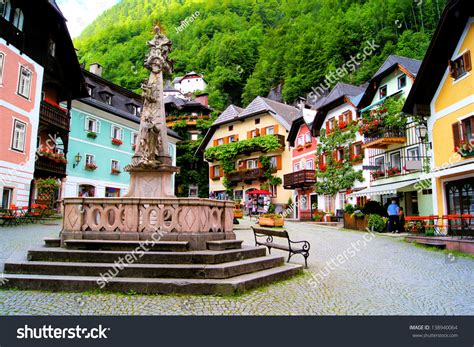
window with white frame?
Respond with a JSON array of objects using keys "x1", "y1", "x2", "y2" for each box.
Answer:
[
  {"x1": 104, "y1": 93, "x2": 112, "y2": 105},
  {"x1": 229, "y1": 135, "x2": 237, "y2": 143},
  {"x1": 111, "y1": 125, "x2": 123, "y2": 140},
  {"x1": 85, "y1": 117, "x2": 99, "y2": 133},
  {"x1": 0, "y1": 52, "x2": 4, "y2": 84},
  {"x1": 11, "y1": 119, "x2": 26, "y2": 151},
  {"x1": 269, "y1": 156, "x2": 277, "y2": 169},
  {"x1": 213, "y1": 165, "x2": 220, "y2": 178},
  {"x1": 131, "y1": 132, "x2": 138, "y2": 145},
  {"x1": 294, "y1": 162, "x2": 301, "y2": 171},
  {"x1": 247, "y1": 159, "x2": 258, "y2": 169},
  {"x1": 191, "y1": 133, "x2": 198, "y2": 141},
  {"x1": 407, "y1": 147, "x2": 420, "y2": 160},
  {"x1": 111, "y1": 160, "x2": 120, "y2": 170},
  {"x1": 306, "y1": 159, "x2": 314, "y2": 170},
  {"x1": 217, "y1": 138, "x2": 224, "y2": 145},
  {"x1": 304, "y1": 132, "x2": 312, "y2": 144},
  {"x1": 17, "y1": 66, "x2": 32, "y2": 99},
  {"x1": 379, "y1": 85, "x2": 387, "y2": 99},
  {"x1": 85, "y1": 154, "x2": 95, "y2": 165},
  {"x1": 296, "y1": 135, "x2": 304, "y2": 147},
  {"x1": 12, "y1": 8, "x2": 23, "y2": 31},
  {"x1": 269, "y1": 185, "x2": 277, "y2": 197},
  {"x1": 266, "y1": 126, "x2": 275, "y2": 135}
]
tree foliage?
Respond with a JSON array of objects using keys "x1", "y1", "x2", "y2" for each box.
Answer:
[{"x1": 75, "y1": 0, "x2": 446, "y2": 111}]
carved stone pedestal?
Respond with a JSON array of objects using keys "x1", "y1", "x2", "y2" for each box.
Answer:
[{"x1": 125, "y1": 164, "x2": 179, "y2": 198}]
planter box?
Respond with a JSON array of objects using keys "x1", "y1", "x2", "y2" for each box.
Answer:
[
  {"x1": 343, "y1": 213, "x2": 368, "y2": 231},
  {"x1": 234, "y1": 210, "x2": 243, "y2": 218},
  {"x1": 259, "y1": 216, "x2": 284, "y2": 227}
]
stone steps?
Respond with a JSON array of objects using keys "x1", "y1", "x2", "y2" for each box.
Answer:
[
  {"x1": 206, "y1": 240, "x2": 243, "y2": 251},
  {"x1": 5, "y1": 252, "x2": 284, "y2": 279},
  {"x1": 44, "y1": 238, "x2": 61, "y2": 248},
  {"x1": 63, "y1": 239, "x2": 190, "y2": 252},
  {"x1": 27, "y1": 246, "x2": 267, "y2": 264},
  {"x1": 2, "y1": 264, "x2": 302, "y2": 295}
]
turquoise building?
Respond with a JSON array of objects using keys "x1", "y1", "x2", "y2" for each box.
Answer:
[{"x1": 63, "y1": 65, "x2": 180, "y2": 198}]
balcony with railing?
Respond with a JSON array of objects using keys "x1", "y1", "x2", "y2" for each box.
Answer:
[
  {"x1": 35, "y1": 155, "x2": 67, "y2": 178},
  {"x1": 283, "y1": 170, "x2": 316, "y2": 189},
  {"x1": 368, "y1": 155, "x2": 429, "y2": 182},
  {"x1": 363, "y1": 127, "x2": 406, "y2": 149},
  {"x1": 226, "y1": 168, "x2": 266, "y2": 183},
  {"x1": 166, "y1": 113, "x2": 210, "y2": 126},
  {"x1": 0, "y1": 17, "x2": 25, "y2": 51},
  {"x1": 40, "y1": 101, "x2": 70, "y2": 131}
]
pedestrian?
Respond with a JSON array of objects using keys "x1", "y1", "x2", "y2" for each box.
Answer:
[
  {"x1": 387, "y1": 199, "x2": 400, "y2": 233},
  {"x1": 398, "y1": 207, "x2": 405, "y2": 233}
]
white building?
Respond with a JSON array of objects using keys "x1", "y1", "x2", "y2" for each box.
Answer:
[{"x1": 173, "y1": 71, "x2": 207, "y2": 95}]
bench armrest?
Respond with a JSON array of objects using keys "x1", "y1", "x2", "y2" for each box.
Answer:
[{"x1": 289, "y1": 239, "x2": 310, "y2": 251}]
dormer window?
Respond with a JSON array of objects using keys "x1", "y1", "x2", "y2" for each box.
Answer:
[
  {"x1": 379, "y1": 85, "x2": 387, "y2": 99},
  {"x1": 127, "y1": 103, "x2": 141, "y2": 116},
  {"x1": 12, "y1": 8, "x2": 24, "y2": 31},
  {"x1": 99, "y1": 91, "x2": 113, "y2": 105},
  {"x1": 86, "y1": 84, "x2": 94, "y2": 97},
  {"x1": 1, "y1": 0, "x2": 11, "y2": 20},
  {"x1": 48, "y1": 39, "x2": 56, "y2": 57}
]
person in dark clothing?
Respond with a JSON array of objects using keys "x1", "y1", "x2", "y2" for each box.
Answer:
[
  {"x1": 387, "y1": 199, "x2": 400, "y2": 233},
  {"x1": 398, "y1": 207, "x2": 405, "y2": 233}
]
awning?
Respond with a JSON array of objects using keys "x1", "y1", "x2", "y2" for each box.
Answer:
[{"x1": 349, "y1": 179, "x2": 418, "y2": 197}]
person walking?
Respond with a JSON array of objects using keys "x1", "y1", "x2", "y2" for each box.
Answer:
[{"x1": 387, "y1": 199, "x2": 400, "y2": 233}]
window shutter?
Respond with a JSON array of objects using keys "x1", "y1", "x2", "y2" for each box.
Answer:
[
  {"x1": 96, "y1": 121, "x2": 101, "y2": 133},
  {"x1": 347, "y1": 111, "x2": 353, "y2": 122},
  {"x1": 349, "y1": 144, "x2": 354, "y2": 156},
  {"x1": 224, "y1": 137, "x2": 229, "y2": 144},
  {"x1": 463, "y1": 50, "x2": 472, "y2": 72},
  {"x1": 256, "y1": 128, "x2": 260, "y2": 136},
  {"x1": 209, "y1": 167, "x2": 214, "y2": 179},
  {"x1": 247, "y1": 131, "x2": 251, "y2": 139},
  {"x1": 276, "y1": 155, "x2": 282, "y2": 170},
  {"x1": 325, "y1": 122, "x2": 330, "y2": 132},
  {"x1": 274, "y1": 125, "x2": 279, "y2": 134},
  {"x1": 219, "y1": 166, "x2": 224, "y2": 177},
  {"x1": 461, "y1": 121, "x2": 468, "y2": 140},
  {"x1": 338, "y1": 114, "x2": 343, "y2": 123},
  {"x1": 258, "y1": 159, "x2": 263, "y2": 168},
  {"x1": 448, "y1": 60, "x2": 455, "y2": 78},
  {"x1": 235, "y1": 134, "x2": 239, "y2": 141},
  {"x1": 213, "y1": 139, "x2": 218, "y2": 146},
  {"x1": 261, "y1": 127, "x2": 267, "y2": 136},
  {"x1": 452, "y1": 122, "x2": 461, "y2": 148},
  {"x1": 84, "y1": 117, "x2": 89, "y2": 131},
  {"x1": 470, "y1": 117, "x2": 474, "y2": 137}
]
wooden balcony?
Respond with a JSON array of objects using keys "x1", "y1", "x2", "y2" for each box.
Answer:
[
  {"x1": 283, "y1": 170, "x2": 316, "y2": 189},
  {"x1": 40, "y1": 101, "x2": 70, "y2": 131},
  {"x1": 0, "y1": 17, "x2": 25, "y2": 51},
  {"x1": 35, "y1": 156, "x2": 67, "y2": 178},
  {"x1": 363, "y1": 128, "x2": 406, "y2": 149},
  {"x1": 226, "y1": 168, "x2": 266, "y2": 182}
]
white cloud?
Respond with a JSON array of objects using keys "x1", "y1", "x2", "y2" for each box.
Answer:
[{"x1": 56, "y1": 0, "x2": 120, "y2": 38}]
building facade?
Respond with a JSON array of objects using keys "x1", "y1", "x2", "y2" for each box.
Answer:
[
  {"x1": 0, "y1": 0, "x2": 87, "y2": 209},
  {"x1": 350, "y1": 55, "x2": 433, "y2": 216},
  {"x1": 173, "y1": 71, "x2": 207, "y2": 96},
  {"x1": 404, "y1": 0, "x2": 473, "y2": 216},
  {"x1": 198, "y1": 97, "x2": 299, "y2": 210},
  {"x1": 64, "y1": 66, "x2": 180, "y2": 198}
]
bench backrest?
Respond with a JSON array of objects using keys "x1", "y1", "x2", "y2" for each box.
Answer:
[{"x1": 251, "y1": 226, "x2": 289, "y2": 239}]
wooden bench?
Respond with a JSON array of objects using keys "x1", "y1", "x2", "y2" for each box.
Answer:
[{"x1": 251, "y1": 226, "x2": 310, "y2": 268}]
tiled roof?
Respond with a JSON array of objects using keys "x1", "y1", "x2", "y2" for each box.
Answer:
[
  {"x1": 372, "y1": 55, "x2": 422, "y2": 79},
  {"x1": 213, "y1": 104, "x2": 244, "y2": 125},
  {"x1": 316, "y1": 82, "x2": 366, "y2": 109}
]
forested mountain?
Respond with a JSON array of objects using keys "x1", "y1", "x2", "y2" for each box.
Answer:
[{"x1": 75, "y1": 0, "x2": 446, "y2": 111}]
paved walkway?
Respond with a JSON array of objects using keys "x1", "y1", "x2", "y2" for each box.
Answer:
[{"x1": 0, "y1": 219, "x2": 472, "y2": 315}]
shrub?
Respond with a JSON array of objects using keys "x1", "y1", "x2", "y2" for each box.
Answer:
[
  {"x1": 368, "y1": 214, "x2": 386, "y2": 232},
  {"x1": 344, "y1": 203, "x2": 355, "y2": 214}
]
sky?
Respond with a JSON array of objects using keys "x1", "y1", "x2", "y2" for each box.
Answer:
[{"x1": 56, "y1": 0, "x2": 120, "y2": 38}]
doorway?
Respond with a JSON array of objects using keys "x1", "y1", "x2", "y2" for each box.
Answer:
[{"x1": 2, "y1": 188, "x2": 13, "y2": 208}]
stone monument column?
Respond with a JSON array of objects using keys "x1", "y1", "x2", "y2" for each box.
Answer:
[{"x1": 124, "y1": 25, "x2": 179, "y2": 198}]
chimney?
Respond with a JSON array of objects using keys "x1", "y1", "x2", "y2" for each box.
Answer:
[
  {"x1": 195, "y1": 93, "x2": 209, "y2": 106},
  {"x1": 89, "y1": 63, "x2": 103, "y2": 77}
]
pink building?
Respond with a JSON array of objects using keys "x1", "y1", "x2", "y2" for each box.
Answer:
[
  {"x1": 0, "y1": 38, "x2": 43, "y2": 208},
  {"x1": 285, "y1": 110, "x2": 318, "y2": 220}
]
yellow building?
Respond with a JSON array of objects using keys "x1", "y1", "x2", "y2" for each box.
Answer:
[
  {"x1": 197, "y1": 97, "x2": 299, "y2": 210},
  {"x1": 404, "y1": 0, "x2": 474, "y2": 216}
]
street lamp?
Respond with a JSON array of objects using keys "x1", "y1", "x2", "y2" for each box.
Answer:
[
  {"x1": 72, "y1": 152, "x2": 82, "y2": 168},
  {"x1": 417, "y1": 123, "x2": 428, "y2": 142}
]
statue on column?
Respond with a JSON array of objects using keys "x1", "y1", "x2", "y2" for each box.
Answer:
[{"x1": 126, "y1": 25, "x2": 173, "y2": 170}]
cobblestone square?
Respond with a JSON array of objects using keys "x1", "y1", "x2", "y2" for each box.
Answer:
[{"x1": 0, "y1": 219, "x2": 472, "y2": 315}]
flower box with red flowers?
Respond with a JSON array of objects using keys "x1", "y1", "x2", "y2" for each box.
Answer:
[
  {"x1": 43, "y1": 98, "x2": 68, "y2": 113},
  {"x1": 337, "y1": 120, "x2": 349, "y2": 130},
  {"x1": 371, "y1": 170, "x2": 385, "y2": 180},
  {"x1": 350, "y1": 153, "x2": 364, "y2": 163},
  {"x1": 318, "y1": 164, "x2": 327, "y2": 171},
  {"x1": 359, "y1": 119, "x2": 383, "y2": 136},
  {"x1": 455, "y1": 140, "x2": 474, "y2": 157},
  {"x1": 111, "y1": 138, "x2": 123, "y2": 146},
  {"x1": 386, "y1": 167, "x2": 401, "y2": 177},
  {"x1": 85, "y1": 163, "x2": 98, "y2": 171},
  {"x1": 111, "y1": 168, "x2": 121, "y2": 175}
]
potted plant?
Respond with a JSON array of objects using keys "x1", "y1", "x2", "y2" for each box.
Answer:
[
  {"x1": 111, "y1": 167, "x2": 121, "y2": 175},
  {"x1": 233, "y1": 200, "x2": 243, "y2": 219},
  {"x1": 386, "y1": 167, "x2": 401, "y2": 177},
  {"x1": 313, "y1": 213, "x2": 323, "y2": 222},
  {"x1": 324, "y1": 212, "x2": 334, "y2": 222},
  {"x1": 259, "y1": 213, "x2": 284, "y2": 227},
  {"x1": 87, "y1": 131, "x2": 97, "y2": 139}
]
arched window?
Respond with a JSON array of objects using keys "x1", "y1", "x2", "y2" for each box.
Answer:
[
  {"x1": 1, "y1": 0, "x2": 11, "y2": 20},
  {"x1": 12, "y1": 8, "x2": 23, "y2": 31}
]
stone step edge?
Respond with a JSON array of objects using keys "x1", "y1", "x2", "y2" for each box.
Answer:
[{"x1": 2, "y1": 264, "x2": 303, "y2": 295}]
